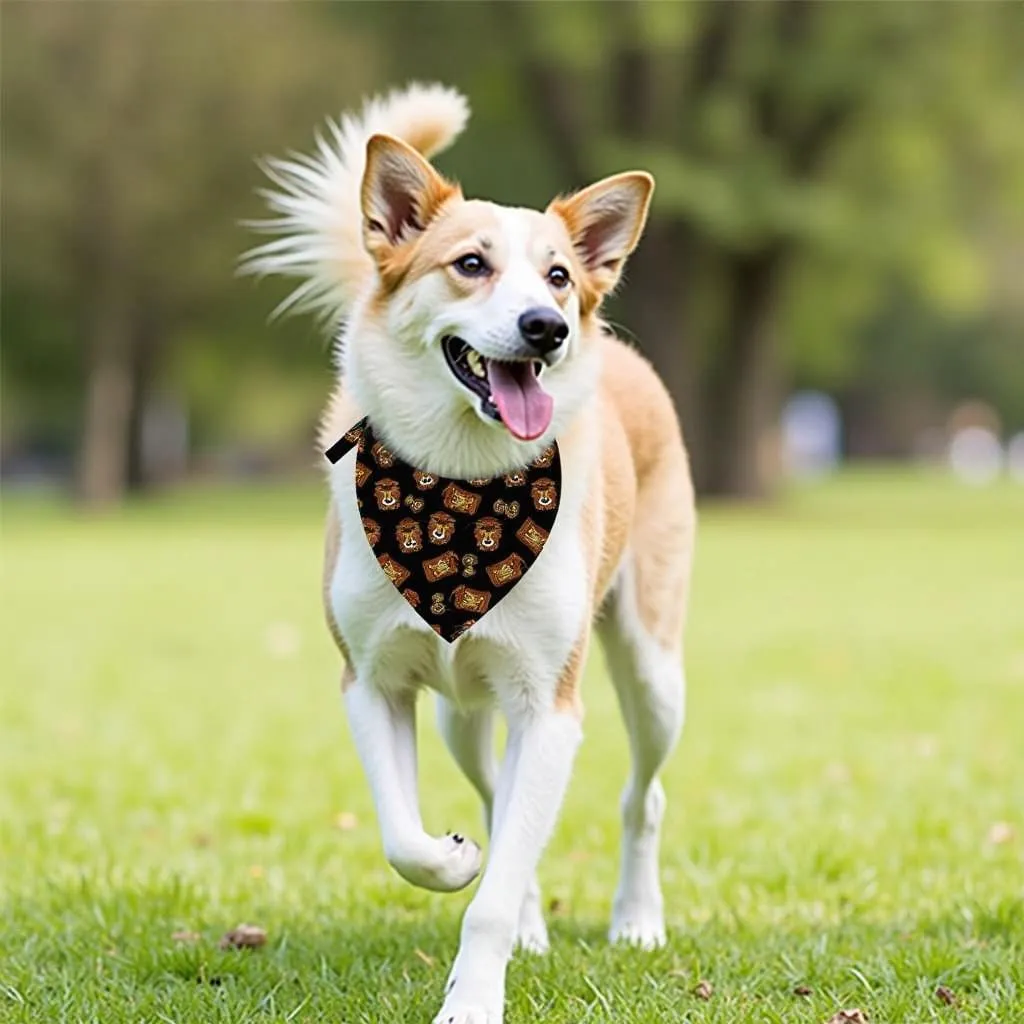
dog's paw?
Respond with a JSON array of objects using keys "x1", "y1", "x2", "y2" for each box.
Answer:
[
  {"x1": 431, "y1": 1007, "x2": 499, "y2": 1024},
  {"x1": 388, "y1": 832, "x2": 482, "y2": 892},
  {"x1": 609, "y1": 901, "x2": 666, "y2": 950},
  {"x1": 514, "y1": 893, "x2": 549, "y2": 954},
  {"x1": 436, "y1": 954, "x2": 504, "y2": 1023},
  {"x1": 433, "y1": 832, "x2": 483, "y2": 890}
]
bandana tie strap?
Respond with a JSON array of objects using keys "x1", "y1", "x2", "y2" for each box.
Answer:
[{"x1": 325, "y1": 421, "x2": 367, "y2": 464}]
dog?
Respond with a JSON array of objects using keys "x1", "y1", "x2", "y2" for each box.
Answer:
[{"x1": 245, "y1": 83, "x2": 695, "y2": 1024}]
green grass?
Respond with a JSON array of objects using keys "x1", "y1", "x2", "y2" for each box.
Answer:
[{"x1": 2, "y1": 470, "x2": 1023, "y2": 1023}]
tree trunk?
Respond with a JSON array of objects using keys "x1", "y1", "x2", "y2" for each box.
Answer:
[
  {"x1": 126, "y1": 313, "x2": 161, "y2": 492},
  {"x1": 76, "y1": 294, "x2": 134, "y2": 508},
  {"x1": 702, "y1": 246, "x2": 786, "y2": 499}
]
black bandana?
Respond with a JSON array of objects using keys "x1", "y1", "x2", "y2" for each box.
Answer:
[{"x1": 325, "y1": 419, "x2": 561, "y2": 642}]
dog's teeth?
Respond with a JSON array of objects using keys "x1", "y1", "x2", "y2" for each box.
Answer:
[{"x1": 466, "y1": 351, "x2": 485, "y2": 378}]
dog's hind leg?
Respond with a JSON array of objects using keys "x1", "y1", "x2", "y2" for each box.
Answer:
[
  {"x1": 437, "y1": 696, "x2": 550, "y2": 953},
  {"x1": 597, "y1": 551, "x2": 688, "y2": 949},
  {"x1": 436, "y1": 698, "x2": 496, "y2": 829}
]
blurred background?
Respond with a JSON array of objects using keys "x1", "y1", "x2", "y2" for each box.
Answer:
[{"x1": 3, "y1": 0, "x2": 1023, "y2": 504}]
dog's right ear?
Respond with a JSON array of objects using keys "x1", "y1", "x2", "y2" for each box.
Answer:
[{"x1": 361, "y1": 135, "x2": 459, "y2": 278}]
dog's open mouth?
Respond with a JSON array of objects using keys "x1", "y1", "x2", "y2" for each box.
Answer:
[{"x1": 442, "y1": 336, "x2": 554, "y2": 442}]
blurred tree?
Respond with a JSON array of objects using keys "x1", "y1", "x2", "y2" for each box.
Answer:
[
  {"x1": 4, "y1": 1, "x2": 1022, "y2": 503},
  {"x1": 372, "y1": 0, "x2": 1023, "y2": 496},
  {"x1": 3, "y1": 3, "x2": 376, "y2": 505}
]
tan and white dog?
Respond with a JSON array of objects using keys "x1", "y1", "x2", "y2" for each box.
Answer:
[{"x1": 245, "y1": 83, "x2": 695, "y2": 1024}]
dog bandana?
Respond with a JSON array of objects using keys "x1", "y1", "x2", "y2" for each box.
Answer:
[{"x1": 325, "y1": 419, "x2": 561, "y2": 642}]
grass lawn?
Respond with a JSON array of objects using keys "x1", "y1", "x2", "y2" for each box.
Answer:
[{"x1": 2, "y1": 471, "x2": 1022, "y2": 1023}]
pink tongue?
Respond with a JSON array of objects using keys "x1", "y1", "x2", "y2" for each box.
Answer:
[{"x1": 486, "y1": 361, "x2": 554, "y2": 441}]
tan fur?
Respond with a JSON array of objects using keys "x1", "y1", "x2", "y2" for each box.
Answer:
[
  {"x1": 321, "y1": 328, "x2": 695, "y2": 709},
  {"x1": 553, "y1": 635, "x2": 587, "y2": 717},
  {"x1": 323, "y1": 502, "x2": 351, "y2": 664},
  {"x1": 602, "y1": 339, "x2": 695, "y2": 647},
  {"x1": 341, "y1": 662, "x2": 356, "y2": 694},
  {"x1": 541, "y1": 331, "x2": 693, "y2": 713},
  {"x1": 547, "y1": 172, "x2": 654, "y2": 316}
]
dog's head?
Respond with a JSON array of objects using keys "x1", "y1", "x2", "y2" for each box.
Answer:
[{"x1": 346, "y1": 135, "x2": 653, "y2": 473}]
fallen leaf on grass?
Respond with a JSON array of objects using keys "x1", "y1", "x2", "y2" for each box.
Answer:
[
  {"x1": 265, "y1": 621, "x2": 301, "y2": 659},
  {"x1": 823, "y1": 761, "x2": 851, "y2": 784},
  {"x1": 413, "y1": 948, "x2": 436, "y2": 967},
  {"x1": 693, "y1": 980, "x2": 713, "y2": 1000},
  {"x1": 825, "y1": 1011, "x2": 868, "y2": 1024},
  {"x1": 935, "y1": 985, "x2": 957, "y2": 1006},
  {"x1": 171, "y1": 931, "x2": 201, "y2": 943},
  {"x1": 335, "y1": 811, "x2": 359, "y2": 831},
  {"x1": 548, "y1": 898, "x2": 568, "y2": 916},
  {"x1": 794, "y1": 985, "x2": 813, "y2": 996},
  {"x1": 986, "y1": 821, "x2": 1015, "y2": 845},
  {"x1": 219, "y1": 924, "x2": 267, "y2": 950}
]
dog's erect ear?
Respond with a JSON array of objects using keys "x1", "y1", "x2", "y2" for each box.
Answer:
[
  {"x1": 548, "y1": 171, "x2": 654, "y2": 305},
  {"x1": 362, "y1": 134, "x2": 459, "y2": 271}
]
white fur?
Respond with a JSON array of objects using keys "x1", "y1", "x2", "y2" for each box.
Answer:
[
  {"x1": 248, "y1": 84, "x2": 686, "y2": 1024},
  {"x1": 597, "y1": 555, "x2": 686, "y2": 948},
  {"x1": 435, "y1": 710, "x2": 582, "y2": 1023}
]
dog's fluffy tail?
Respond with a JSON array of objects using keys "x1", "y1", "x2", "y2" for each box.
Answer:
[{"x1": 241, "y1": 83, "x2": 469, "y2": 321}]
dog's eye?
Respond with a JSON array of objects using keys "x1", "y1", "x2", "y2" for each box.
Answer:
[
  {"x1": 547, "y1": 265, "x2": 571, "y2": 289},
  {"x1": 453, "y1": 253, "x2": 490, "y2": 278}
]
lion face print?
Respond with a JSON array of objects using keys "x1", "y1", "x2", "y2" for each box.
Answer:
[
  {"x1": 503, "y1": 470, "x2": 526, "y2": 487},
  {"x1": 361, "y1": 517, "x2": 381, "y2": 546},
  {"x1": 396, "y1": 518, "x2": 423, "y2": 552},
  {"x1": 531, "y1": 477, "x2": 558, "y2": 511},
  {"x1": 532, "y1": 445, "x2": 555, "y2": 468},
  {"x1": 413, "y1": 469, "x2": 437, "y2": 490},
  {"x1": 427, "y1": 511, "x2": 456, "y2": 544},
  {"x1": 374, "y1": 478, "x2": 401, "y2": 511},
  {"x1": 473, "y1": 517, "x2": 503, "y2": 552},
  {"x1": 371, "y1": 440, "x2": 395, "y2": 467}
]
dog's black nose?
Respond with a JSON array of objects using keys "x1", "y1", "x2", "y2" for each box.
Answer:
[{"x1": 518, "y1": 307, "x2": 568, "y2": 354}]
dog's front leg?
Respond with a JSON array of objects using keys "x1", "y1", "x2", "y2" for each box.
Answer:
[
  {"x1": 434, "y1": 708, "x2": 582, "y2": 1024},
  {"x1": 344, "y1": 675, "x2": 482, "y2": 892}
]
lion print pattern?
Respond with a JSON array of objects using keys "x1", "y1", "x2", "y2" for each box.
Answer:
[
  {"x1": 377, "y1": 553, "x2": 410, "y2": 587},
  {"x1": 371, "y1": 440, "x2": 395, "y2": 467},
  {"x1": 530, "y1": 478, "x2": 558, "y2": 511},
  {"x1": 427, "y1": 512, "x2": 456, "y2": 544},
  {"x1": 374, "y1": 478, "x2": 401, "y2": 511},
  {"x1": 326, "y1": 418, "x2": 560, "y2": 643},
  {"x1": 396, "y1": 518, "x2": 423, "y2": 552},
  {"x1": 473, "y1": 517, "x2": 503, "y2": 552},
  {"x1": 442, "y1": 483, "x2": 482, "y2": 516},
  {"x1": 362, "y1": 517, "x2": 381, "y2": 547}
]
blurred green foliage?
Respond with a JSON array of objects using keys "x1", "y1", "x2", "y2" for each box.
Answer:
[{"x1": 2, "y1": 1, "x2": 1022, "y2": 502}]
